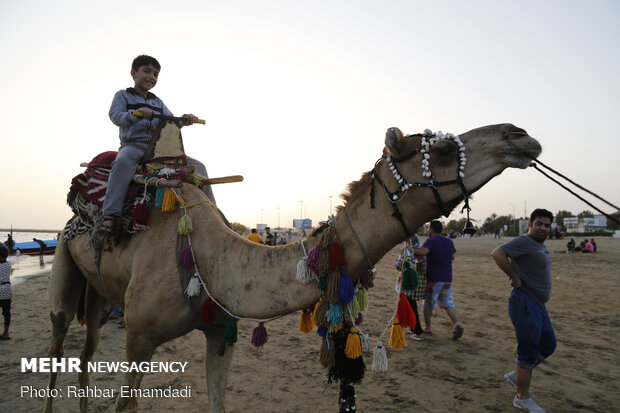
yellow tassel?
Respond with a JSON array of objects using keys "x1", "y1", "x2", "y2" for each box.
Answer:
[
  {"x1": 161, "y1": 188, "x2": 177, "y2": 212},
  {"x1": 389, "y1": 317, "x2": 407, "y2": 350},
  {"x1": 345, "y1": 326, "x2": 362, "y2": 359},
  {"x1": 299, "y1": 310, "x2": 314, "y2": 334},
  {"x1": 331, "y1": 322, "x2": 343, "y2": 333}
]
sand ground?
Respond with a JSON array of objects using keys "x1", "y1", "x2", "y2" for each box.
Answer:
[{"x1": 1, "y1": 237, "x2": 619, "y2": 412}]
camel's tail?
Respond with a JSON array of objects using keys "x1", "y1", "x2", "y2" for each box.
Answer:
[{"x1": 76, "y1": 283, "x2": 87, "y2": 326}]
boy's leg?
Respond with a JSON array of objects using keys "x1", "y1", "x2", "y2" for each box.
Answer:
[{"x1": 102, "y1": 143, "x2": 148, "y2": 217}]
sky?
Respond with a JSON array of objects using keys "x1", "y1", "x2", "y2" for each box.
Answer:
[{"x1": 1, "y1": 0, "x2": 619, "y2": 231}]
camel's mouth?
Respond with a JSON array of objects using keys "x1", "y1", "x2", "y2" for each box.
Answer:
[{"x1": 502, "y1": 131, "x2": 542, "y2": 169}]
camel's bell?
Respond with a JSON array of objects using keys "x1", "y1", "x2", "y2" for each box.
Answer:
[{"x1": 462, "y1": 220, "x2": 477, "y2": 236}]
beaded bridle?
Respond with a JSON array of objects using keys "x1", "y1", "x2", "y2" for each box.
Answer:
[{"x1": 370, "y1": 128, "x2": 472, "y2": 237}]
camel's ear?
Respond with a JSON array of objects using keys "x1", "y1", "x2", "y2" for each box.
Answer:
[{"x1": 385, "y1": 127, "x2": 404, "y2": 156}]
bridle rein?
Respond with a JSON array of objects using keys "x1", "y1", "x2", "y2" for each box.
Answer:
[{"x1": 369, "y1": 129, "x2": 472, "y2": 237}]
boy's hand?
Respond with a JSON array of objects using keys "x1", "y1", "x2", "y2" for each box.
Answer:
[
  {"x1": 185, "y1": 113, "x2": 200, "y2": 125},
  {"x1": 135, "y1": 107, "x2": 153, "y2": 120}
]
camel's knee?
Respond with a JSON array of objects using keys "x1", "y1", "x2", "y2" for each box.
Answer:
[{"x1": 48, "y1": 311, "x2": 71, "y2": 356}]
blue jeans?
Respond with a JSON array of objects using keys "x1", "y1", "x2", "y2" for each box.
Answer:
[{"x1": 508, "y1": 288, "x2": 556, "y2": 370}]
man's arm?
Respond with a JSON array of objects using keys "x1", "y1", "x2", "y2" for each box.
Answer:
[
  {"x1": 490, "y1": 245, "x2": 522, "y2": 288},
  {"x1": 412, "y1": 247, "x2": 429, "y2": 256}
]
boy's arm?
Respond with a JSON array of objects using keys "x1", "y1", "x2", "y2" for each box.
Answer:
[
  {"x1": 490, "y1": 246, "x2": 522, "y2": 288},
  {"x1": 109, "y1": 91, "x2": 141, "y2": 127}
]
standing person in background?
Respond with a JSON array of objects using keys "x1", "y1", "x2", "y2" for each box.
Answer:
[
  {"x1": 5, "y1": 234, "x2": 15, "y2": 255},
  {"x1": 491, "y1": 208, "x2": 556, "y2": 413},
  {"x1": 411, "y1": 220, "x2": 464, "y2": 340},
  {"x1": 33, "y1": 238, "x2": 47, "y2": 257},
  {"x1": 0, "y1": 246, "x2": 12, "y2": 340},
  {"x1": 247, "y1": 229, "x2": 262, "y2": 244},
  {"x1": 264, "y1": 227, "x2": 275, "y2": 246}
]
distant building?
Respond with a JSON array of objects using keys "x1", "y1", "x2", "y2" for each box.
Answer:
[{"x1": 563, "y1": 215, "x2": 607, "y2": 232}]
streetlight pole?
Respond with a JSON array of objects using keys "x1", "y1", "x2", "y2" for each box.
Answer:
[
  {"x1": 329, "y1": 195, "x2": 333, "y2": 216},
  {"x1": 509, "y1": 203, "x2": 516, "y2": 235},
  {"x1": 299, "y1": 201, "x2": 303, "y2": 219},
  {"x1": 277, "y1": 207, "x2": 280, "y2": 228},
  {"x1": 261, "y1": 208, "x2": 264, "y2": 225}
]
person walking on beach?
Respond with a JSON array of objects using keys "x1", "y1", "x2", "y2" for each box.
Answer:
[
  {"x1": 0, "y1": 246, "x2": 12, "y2": 340},
  {"x1": 491, "y1": 208, "x2": 556, "y2": 413},
  {"x1": 33, "y1": 238, "x2": 47, "y2": 257},
  {"x1": 411, "y1": 220, "x2": 464, "y2": 340}
]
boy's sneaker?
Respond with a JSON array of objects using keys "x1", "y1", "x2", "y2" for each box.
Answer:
[
  {"x1": 504, "y1": 371, "x2": 517, "y2": 388},
  {"x1": 513, "y1": 396, "x2": 545, "y2": 412}
]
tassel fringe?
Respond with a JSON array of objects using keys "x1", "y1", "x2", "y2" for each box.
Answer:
[
  {"x1": 251, "y1": 322, "x2": 268, "y2": 347},
  {"x1": 177, "y1": 214, "x2": 193, "y2": 235},
  {"x1": 389, "y1": 317, "x2": 407, "y2": 350},
  {"x1": 185, "y1": 273, "x2": 201, "y2": 297},
  {"x1": 372, "y1": 340, "x2": 388, "y2": 372}
]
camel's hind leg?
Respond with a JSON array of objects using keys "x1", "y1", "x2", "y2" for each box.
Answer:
[
  {"x1": 77, "y1": 283, "x2": 111, "y2": 413},
  {"x1": 44, "y1": 234, "x2": 86, "y2": 413}
]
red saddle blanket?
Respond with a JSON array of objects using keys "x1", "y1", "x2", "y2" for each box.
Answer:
[{"x1": 69, "y1": 151, "x2": 118, "y2": 208}]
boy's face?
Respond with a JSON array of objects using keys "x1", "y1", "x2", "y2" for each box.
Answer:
[{"x1": 131, "y1": 64, "x2": 159, "y2": 95}]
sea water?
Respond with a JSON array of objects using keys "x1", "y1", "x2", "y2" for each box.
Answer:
[{"x1": 4, "y1": 231, "x2": 58, "y2": 285}]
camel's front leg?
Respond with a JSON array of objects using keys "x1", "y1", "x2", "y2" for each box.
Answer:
[
  {"x1": 78, "y1": 284, "x2": 110, "y2": 413},
  {"x1": 114, "y1": 331, "x2": 156, "y2": 413},
  {"x1": 204, "y1": 323, "x2": 235, "y2": 413}
]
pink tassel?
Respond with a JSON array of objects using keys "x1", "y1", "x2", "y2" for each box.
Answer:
[
  {"x1": 355, "y1": 312, "x2": 363, "y2": 325},
  {"x1": 251, "y1": 322, "x2": 269, "y2": 348},
  {"x1": 306, "y1": 245, "x2": 321, "y2": 273},
  {"x1": 178, "y1": 245, "x2": 195, "y2": 268}
]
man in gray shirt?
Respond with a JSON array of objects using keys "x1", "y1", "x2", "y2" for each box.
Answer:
[{"x1": 491, "y1": 208, "x2": 556, "y2": 413}]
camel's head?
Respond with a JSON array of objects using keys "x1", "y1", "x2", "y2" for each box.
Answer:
[{"x1": 380, "y1": 123, "x2": 541, "y2": 219}]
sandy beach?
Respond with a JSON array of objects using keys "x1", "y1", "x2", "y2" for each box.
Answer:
[{"x1": 1, "y1": 236, "x2": 619, "y2": 412}]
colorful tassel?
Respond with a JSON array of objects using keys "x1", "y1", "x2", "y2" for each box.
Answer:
[
  {"x1": 190, "y1": 171, "x2": 207, "y2": 188},
  {"x1": 355, "y1": 312, "x2": 363, "y2": 326},
  {"x1": 314, "y1": 298, "x2": 329, "y2": 328},
  {"x1": 132, "y1": 202, "x2": 149, "y2": 224},
  {"x1": 200, "y1": 297, "x2": 218, "y2": 324},
  {"x1": 251, "y1": 322, "x2": 268, "y2": 347},
  {"x1": 326, "y1": 269, "x2": 341, "y2": 304},
  {"x1": 154, "y1": 187, "x2": 166, "y2": 208},
  {"x1": 345, "y1": 326, "x2": 362, "y2": 359},
  {"x1": 177, "y1": 214, "x2": 193, "y2": 235},
  {"x1": 317, "y1": 276, "x2": 327, "y2": 292},
  {"x1": 299, "y1": 310, "x2": 314, "y2": 334},
  {"x1": 401, "y1": 260, "x2": 420, "y2": 293},
  {"x1": 355, "y1": 284, "x2": 369, "y2": 312},
  {"x1": 316, "y1": 326, "x2": 328, "y2": 338},
  {"x1": 389, "y1": 317, "x2": 407, "y2": 350},
  {"x1": 296, "y1": 257, "x2": 315, "y2": 285},
  {"x1": 338, "y1": 269, "x2": 355, "y2": 303},
  {"x1": 161, "y1": 188, "x2": 177, "y2": 212},
  {"x1": 328, "y1": 303, "x2": 343, "y2": 327},
  {"x1": 185, "y1": 273, "x2": 201, "y2": 297},
  {"x1": 318, "y1": 334, "x2": 335, "y2": 369},
  {"x1": 305, "y1": 245, "x2": 321, "y2": 273},
  {"x1": 224, "y1": 318, "x2": 238, "y2": 346},
  {"x1": 396, "y1": 292, "x2": 416, "y2": 330},
  {"x1": 372, "y1": 340, "x2": 388, "y2": 372},
  {"x1": 345, "y1": 298, "x2": 360, "y2": 323},
  {"x1": 178, "y1": 245, "x2": 195, "y2": 268},
  {"x1": 328, "y1": 242, "x2": 347, "y2": 268},
  {"x1": 318, "y1": 226, "x2": 335, "y2": 249},
  {"x1": 317, "y1": 249, "x2": 331, "y2": 276}
]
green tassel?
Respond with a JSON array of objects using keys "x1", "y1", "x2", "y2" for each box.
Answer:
[
  {"x1": 356, "y1": 283, "x2": 368, "y2": 312},
  {"x1": 401, "y1": 261, "x2": 420, "y2": 292},
  {"x1": 178, "y1": 214, "x2": 193, "y2": 235},
  {"x1": 190, "y1": 171, "x2": 207, "y2": 188},
  {"x1": 318, "y1": 276, "x2": 327, "y2": 291},
  {"x1": 224, "y1": 318, "x2": 238, "y2": 346},
  {"x1": 154, "y1": 187, "x2": 166, "y2": 208}
]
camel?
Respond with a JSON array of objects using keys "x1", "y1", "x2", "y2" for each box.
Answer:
[{"x1": 45, "y1": 123, "x2": 541, "y2": 413}]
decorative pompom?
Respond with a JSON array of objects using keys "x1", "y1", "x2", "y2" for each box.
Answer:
[
  {"x1": 318, "y1": 334, "x2": 335, "y2": 369},
  {"x1": 372, "y1": 340, "x2": 388, "y2": 372},
  {"x1": 314, "y1": 298, "x2": 329, "y2": 328},
  {"x1": 251, "y1": 322, "x2": 268, "y2": 348},
  {"x1": 161, "y1": 188, "x2": 177, "y2": 212},
  {"x1": 328, "y1": 242, "x2": 347, "y2": 268},
  {"x1": 224, "y1": 318, "x2": 238, "y2": 346},
  {"x1": 345, "y1": 327, "x2": 362, "y2": 359},
  {"x1": 326, "y1": 269, "x2": 341, "y2": 304},
  {"x1": 316, "y1": 326, "x2": 328, "y2": 338},
  {"x1": 396, "y1": 292, "x2": 417, "y2": 330},
  {"x1": 355, "y1": 312, "x2": 363, "y2": 326},
  {"x1": 132, "y1": 202, "x2": 149, "y2": 224},
  {"x1": 338, "y1": 270, "x2": 356, "y2": 303},
  {"x1": 389, "y1": 317, "x2": 407, "y2": 350},
  {"x1": 401, "y1": 261, "x2": 419, "y2": 293},
  {"x1": 178, "y1": 245, "x2": 195, "y2": 269},
  {"x1": 355, "y1": 284, "x2": 369, "y2": 312},
  {"x1": 296, "y1": 257, "x2": 315, "y2": 285},
  {"x1": 184, "y1": 273, "x2": 201, "y2": 297},
  {"x1": 177, "y1": 214, "x2": 193, "y2": 235},
  {"x1": 305, "y1": 245, "x2": 321, "y2": 273},
  {"x1": 345, "y1": 299, "x2": 360, "y2": 323},
  {"x1": 154, "y1": 187, "x2": 166, "y2": 208},
  {"x1": 328, "y1": 303, "x2": 343, "y2": 327},
  {"x1": 200, "y1": 297, "x2": 218, "y2": 324},
  {"x1": 299, "y1": 310, "x2": 315, "y2": 334}
]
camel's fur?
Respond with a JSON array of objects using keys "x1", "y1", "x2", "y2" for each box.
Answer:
[{"x1": 45, "y1": 123, "x2": 541, "y2": 412}]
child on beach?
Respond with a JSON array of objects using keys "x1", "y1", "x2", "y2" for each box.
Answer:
[
  {"x1": 100, "y1": 54, "x2": 200, "y2": 234},
  {"x1": 0, "y1": 246, "x2": 12, "y2": 340}
]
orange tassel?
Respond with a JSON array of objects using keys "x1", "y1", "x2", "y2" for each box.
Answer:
[
  {"x1": 345, "y1": 326, "x2": 362, "y2": 358},
  {"x1": 161, "y1": 188, "x2": 177, "y2": 212},
  {"x1": 299, "y1": 310, "x2": 315, "y2": 334}
]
